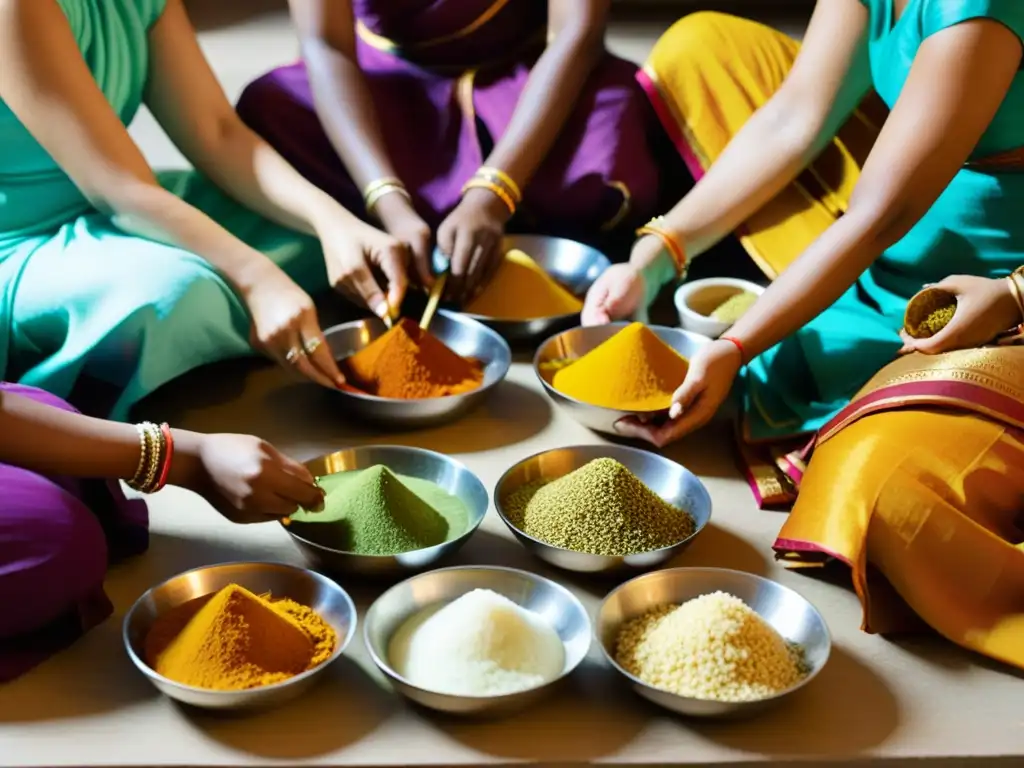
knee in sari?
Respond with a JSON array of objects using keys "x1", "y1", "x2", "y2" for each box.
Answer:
[{"x1": 776, "y1": 348, "x2": 1024, "y2": 671}]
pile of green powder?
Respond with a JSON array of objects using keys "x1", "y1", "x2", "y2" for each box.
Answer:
[
  {"x1": 910, "y1": 305, "x2": 956, "y2": 338},
  {"x1": 289, "y1": 465, "x2": 469, "y2": 555},
  {"x1": 502, "y1": 458, "x2": 696, "y2": 556},
  {"x1": 709, "y1": 291, "x2": 757, "y2": 324}
]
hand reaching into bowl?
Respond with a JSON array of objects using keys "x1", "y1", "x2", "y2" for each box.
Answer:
[{"x1": 613, "y1": 339, "x2": 742, "y2": 447}]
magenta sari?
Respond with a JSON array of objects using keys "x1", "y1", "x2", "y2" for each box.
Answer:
[
  {"x1": 0, "y1": 383, "x2": 148, "y2": 682},
  {"x1": 236, "y1": 0, "x2": 661, "y2": 243}
]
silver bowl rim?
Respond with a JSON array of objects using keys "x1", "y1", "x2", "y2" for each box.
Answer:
[
  {"x1": 595, "y1": 566, "x2": 833, "y2": 706},
  {"x1": 492, "y1": 443, "x2": 712, "y2": 559},
  {"x1": 363, "y1": 564, "x2": 592, "y2": 701},
  {"x1": 122, "y1": 560, "x2": 358, "y2": 696},
  {"x1": 325, "y1": 309, "x2": 512, "y2": 404},
  {"x1": 459, "y1": 235, "x2": 610, "y2": 325},
  {"x1": 532, "y1": 321, "x2": 703, "y2": 416},
  {"x1": 283, "y1": 445, "x2": 490, "y2": 559}
]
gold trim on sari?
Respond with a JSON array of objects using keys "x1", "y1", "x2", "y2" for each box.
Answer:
[{"x1": 356, "y1": 0, "x2": 516, "y2": 54}]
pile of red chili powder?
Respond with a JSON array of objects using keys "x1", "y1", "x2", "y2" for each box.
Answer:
[{"x1": 341, "y1": 318, "x2": 483, "y2": 399}]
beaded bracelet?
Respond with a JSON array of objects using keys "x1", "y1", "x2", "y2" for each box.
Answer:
[
  {"x1": 127, "y1": 421, "x2": 173, "y2": 494},
  {"x1": 362, "y1": 177, "x2": 410, "y2": 214},
  {"x1": 636, "y1": 217, "x2": 687, "y2": 277},
  {"x1": 462, "y1": 177, "x2": 517, "y2": 216}
]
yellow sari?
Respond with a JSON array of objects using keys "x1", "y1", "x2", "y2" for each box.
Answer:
[{"x1": 641, "y1": 12, "x2": 1024, "y2": 669}]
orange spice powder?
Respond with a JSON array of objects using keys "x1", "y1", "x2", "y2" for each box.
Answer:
[{"x1": 341, "y1": 318, "x2": 483, "y2": 399}]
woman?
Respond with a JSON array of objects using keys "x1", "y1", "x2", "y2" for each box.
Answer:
[
  {"x1": 0, "y1": 381, "x2": 324, "y2": 682},
  {"x1": 581, "y1": 2, "x2": 1024, "y2": 668},
  {"x1": 236, "y1": 0, "x2": 662, "y2": 301},
  {"x1": 0, "y1": 0, "x2": 409, "y2": 420}
]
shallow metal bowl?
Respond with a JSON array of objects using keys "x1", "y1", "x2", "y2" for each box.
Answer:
[
  {"x1": 458, "y1": 235, "x2": 611, "y2": 343},
  {"x1": 597, "y1": 567, "x2": 831, "y2": 718},
  {"x1": 123, "y1": 561, "x2": 357, "y2": 711},
  {"x1": 494, "y1": 444, "x2": 711, "y2": 574},
  {"x1": 324, "y1": 309, "x2": 511, "y2": 429},
  {"x1": 534, "y1": 322, "x2": 709, "y2": 436},
  {"x1": 284, "y1": 445, "x2": 489, "y2": 577},
  {"x1": 364, "y1": 566, "x2": 591, "y2": 717}
]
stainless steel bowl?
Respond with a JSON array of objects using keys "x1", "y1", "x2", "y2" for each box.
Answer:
[
  {"x1": 285, "y1": 445, "x2": 489, "y2": 577},
  {"x1": 324, "y1": 309, "x2": 511, "y2": 429},
  {"x1": 123, "y1": 561, "x2": 357, "y2": 711},
  {"x1": 364, "y1": 566, "x2": 591, "y2": 717},
  {"x1": 458, "y1": 235, "x2": 611, "y2": 343},
  {"x1": 494, "y1": 444, "x2": 711, "y2": 574},
  {"x1": 534, "y1": 322, "x2": 709, "y2": 436},
  {"x1": 596, "y1": 567, "x2": 831, "y2": 718}
]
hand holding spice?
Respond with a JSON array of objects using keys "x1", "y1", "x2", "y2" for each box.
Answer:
[{"x1": 900, "y1": 274, "x2": 1024, "y2": 356}]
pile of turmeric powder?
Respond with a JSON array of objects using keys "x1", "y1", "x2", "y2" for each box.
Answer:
[
  {"x1": 465, "y1": 249, "x2": 583, "y2": 320},
  {"x1": 341, "y1": 318, "x2": 483, "y2": 399},
  {"x1": 551, "y1": 323, "x2": 689, "y2": 411},
  {"x1": 144, "y1": 584, "x2": 337, "y2": 691}
]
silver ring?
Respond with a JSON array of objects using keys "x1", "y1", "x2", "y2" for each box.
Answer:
[
  {"x1": 285, "y1": 347, "x2": 304, "y2": 364},
  {"x1": 303, "y1": 336, "x2": 322, "y2": 355}
]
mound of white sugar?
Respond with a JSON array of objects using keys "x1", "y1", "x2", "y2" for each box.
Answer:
[{"x1": 388, "y1": 588, "x2": 565, "y2": 696}]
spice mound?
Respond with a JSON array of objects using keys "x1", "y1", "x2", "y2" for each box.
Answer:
[
  {"x1": 341, "y1": 318, "x2": 483, "y2": 399},
  {"x1": 503, "y1": 457, "x2": 696, "y2": 556},
  {"x1": 614, "y1": 591, "x2": 807, "y2": 703},
  {"x1": 709, "y1": 291, "x2": 757, "y2": 324},
  {"x1": 552, "y1": 323, "x2": 688, "y2": 411},
  {"x1": 144, "y1": 584, "x2": 337, "y2": 691},
  {"x1": 465, "y1": 249, "x2": 583, "y2": 320},
  {"x1": 904, "y1": 287, "x2": 957, "y2": 339},
  {"x1": 388, "y1": 588, "x2": 565, "y2": 696},
  {"x1": 289, "y1": 465, "x2": 469, "y2": 555}
]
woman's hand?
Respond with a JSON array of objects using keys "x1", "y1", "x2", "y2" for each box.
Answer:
[
  {"x1": 320, "y1": 219, "x2": 410, "y2": 319},
  {"x1": 899, "y1": 275, "x2": 1023, "y2": 355},
  {"x1": 581, "y1": 263, "x2": 646, "y2": 325},
  {"x1": 172, "y1": 431, "x2": 325, "y2": 523},
  {"x1": 374, "y1": 192, "x2": 435, "y2": 289},
  {"x1": 244, "y1": 265, "x2": 346, "y2": 388},
  {"x1": 436, "y1": 188, "x2": 509, "y2": 303},
  {"x1": 614, "y1": 339, "x2": 742, "y2": 447}
]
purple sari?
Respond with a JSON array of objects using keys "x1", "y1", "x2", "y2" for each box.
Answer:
[
  {"x1": 237, "y1": 0, "x2": 661, "y2": 243},
  {"x1": 0, "y1": 383, "x2": 148, "y2": 683}
]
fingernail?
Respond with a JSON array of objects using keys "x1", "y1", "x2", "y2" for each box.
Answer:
[
  {"x1": 374, "y1": 300, "x2": 391, "y2": 320},
  {"x1": 669, "y1": 403, "x2": 682, "y2": 419},
  {"x1": 335, "y1": 375, "x2": 347, "y2": 389}
]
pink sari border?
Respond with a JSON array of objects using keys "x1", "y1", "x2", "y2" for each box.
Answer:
[
  {"x1": 773, "y1": 537, "x2": 853, "y2": 567},
  {"x1": 818, "y1": 376, "x2": 1024, "y2": 446},
  {"x1": 636, "y1": 69, "x2": 707, "y2": 182}
]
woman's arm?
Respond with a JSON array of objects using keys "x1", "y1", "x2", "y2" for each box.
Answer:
[
  {"x1": 144, "y1": 0, "x2": 358, "y2": 239},
  {"x1": 0, "y1": 389, "x2": 195, "y2": 485},
  {"x1": 288, "y1": 0, "x2": 433, "y2": 283},
  {"x1": 728, "y1": 18, "x2": 1023, "y2": 360},
  {"x1": 479, "y1": 0, "x2": 610, "y2": 189},
  {"x1": 631, "y1": 0, "x2": 873, "y2": 279},
  {"x1": 0, "y1": 0, "x2": 279, "y2": 298}
]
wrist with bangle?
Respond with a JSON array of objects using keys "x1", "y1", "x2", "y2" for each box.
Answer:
[
  {"x1": 362, "y1": 177, "x2": 411, "y2": 217},
  {"x1": 461, "y1": 166, "x2": 521, "y2": 217},
  {"x1": 1005, "y1": 266, "x2": 1024, "y2": 323},
  {"x1": 126, "y1": 421, "x2": 175, "y2": 494}
]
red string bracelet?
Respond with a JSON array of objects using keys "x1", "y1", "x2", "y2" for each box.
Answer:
[
  {"x1": 720, "y1": 335, "x2": 746, "y2": 363},
  {"x1": 154, "y1": 423, "x2": 174, "y2": 492}
]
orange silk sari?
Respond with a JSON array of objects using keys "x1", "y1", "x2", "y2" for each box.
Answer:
[{"x1": 775, "y1": 345, "x2": 1024, "y2": 669}]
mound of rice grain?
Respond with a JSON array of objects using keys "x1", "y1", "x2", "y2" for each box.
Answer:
[{"x1": 614, "y1": 591, "x2": 807, "y2": 703}]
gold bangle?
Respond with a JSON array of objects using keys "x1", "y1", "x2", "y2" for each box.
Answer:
[
  {"x1": 365, "y1": 183, "x2": 410, "y2": 214},
  {"x1": 139, "y1": 422, "x2": 164, "y2": 494},
  {"x1": 128, "y1": 422, "x2": 159, "y2": 492},
  {"x1": 462, "y1": 178, "x2": 517, "y2": 216},
  {"x1": 477, "y1": 167, "x2": 522, "y2": 203},
  {"x1": 1007, "y1": 272, "x2": 1024, "y2": 323},
  {"x1": 362, "y1": 177, "x2": 402, "y2": 201},
  {"x1": 128, "y1": 423, "x2": 149, "y2": 488},
  {"x1": 636, "y1": 216, "x2": 687, "y2": 277}
]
